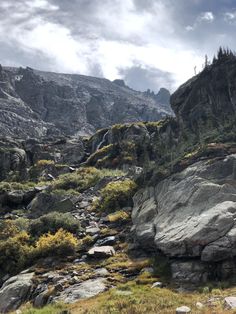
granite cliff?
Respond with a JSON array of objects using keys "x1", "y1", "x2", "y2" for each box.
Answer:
[{"x1": 0, "y1": 65, "x2": 171, "y2": 138}]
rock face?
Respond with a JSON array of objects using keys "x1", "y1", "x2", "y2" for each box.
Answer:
[
  {"x1": 0, "y1": 66, "x2": 172, "y2": 138},
  {"x1": 0, "y1": 272, "x2": 34, "y2": 313},
  {"x1": 171, "y1": 57, "x2": 236, "y2": 132},
  {"x1": 132, "y1": 154, "x2": 236, "y2": 278}
]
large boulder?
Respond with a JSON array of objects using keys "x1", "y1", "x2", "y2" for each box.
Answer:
[
  {"x1": 132, "y1": 154, "x2": 236, "y2": 262},
  {"x1": 28, "y1": 192, "x2": 74, "y2": 218},
  {"x1": 54, "y1": 278, "x2": 106, "y2": 303},
  {"x1": 0, "y1": 272, "x2": 34, "y2": 313}
]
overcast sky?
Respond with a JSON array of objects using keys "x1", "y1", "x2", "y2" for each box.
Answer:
[{"x1": 0, "y1": 0, "x2": 235, "y2": 92}]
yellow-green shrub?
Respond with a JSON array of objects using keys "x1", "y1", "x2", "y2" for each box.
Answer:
[
  {"x1": 0, "y1": 231, "x2": 32, "y2": 274},
  {"x1": 0, "y1": 220, "x2": 20, "y2": 240},
  {"x1": 29, "y1": 212, "x2": 81, "y2": 238},
  {"x1": 98, "y1": 179, "x2": 137, "y2": 213},
  {"x1": 36, "y1": 160, "x2": 55, "y2": 167},
  {"x1": 35, "y1": 228, "x2": 78, "y2": 257},
  {"x1": 52, "y1": 167, "x2": 124, "y2": 192},
  {"x1": 107, "y1": 210, "x2": 130, "y2": 223}
]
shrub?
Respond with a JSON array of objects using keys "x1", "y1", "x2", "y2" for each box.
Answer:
[
  {"x1": 98, "y1": 179, "x2": 137, "y2": 213},
  {"x1": 0, "y1": 220, "x2": 20, "y2": 240},
  {"x1": 52, "y1": 167, "x2": 102, "y2": 192},
  {"x1": 52, "y1": 167, "x2": 124, "y2": 192},
  {"x1": 35, "y1": 228, "x2": 78, "y2": 257},
  {"x1": 0, "y1": 231, "x2": 32, "y2": 274},
  {"x1": 29, "y1": 212, "x2": 81, "y2": 238},
  {"x1": 107, "y1": 210, "x2": 130, "y2": 223},
  {"x1": 36, "y1": 160, "x2": 55, "y2": 167}
]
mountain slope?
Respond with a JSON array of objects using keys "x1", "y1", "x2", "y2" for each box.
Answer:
[{"x1": 0, "y1": 66, "x2": 172, "y2": 138}]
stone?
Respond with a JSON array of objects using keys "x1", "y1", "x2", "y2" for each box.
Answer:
[
  {"x1": 28, "y1": 193, "x2": 74, "y2": 217},
  {"x1": 95, "y1": 236, "x2": 116, "y2": 246},
  {"x1": 151, "y1": 282, "x2": 163, "y2": 288},
  {"x1": 6, "y1": 191, "x2": 24, "y2": 204},
  {"x1": 176, "y1": 306, "x2": 191, "y2": 314},
  {"x1": 0, "y1": 272, "x2": 34, "y2": 312},
  {"x1": 132, "y1": 155, "x2": 236, "y2": 264},
  {"x1": 88, "y1": 246, "x2": 115, "y2": 258},
  {"x1": 86, "y1": 226, "x2": 100, "y2": 235},
  {"x1": 224, "y1": 296, "x2": 236, "y2": 309},
  {"x1": 34, "y1": 290, "x2": 49, "y2": 308},
  {"x1": 94, "y1": 268, "x2": 109, "y2": 276},
  {"x1": 54, "y1": 278, "x2": 106, "y2": 303},
  {"x1": 196, "y1": 302, "x2": 204, "y2": 309}
]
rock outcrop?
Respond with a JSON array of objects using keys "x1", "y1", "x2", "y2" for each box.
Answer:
[
  {"x1": 0, "y1": 272, "x2": 34, "y2": 313},
  {"x1": 132, "y1": 154, "x2": 236, "y2": 280},
  {"x1": 0, "y1": 66, "x2": 172, "y2": 138}
]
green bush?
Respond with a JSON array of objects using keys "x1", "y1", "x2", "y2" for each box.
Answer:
[
  {"x1": 35, "y1": 228, "x2": 78, "y2": 257},
  {"x1": 0, "y1": 232, "x2": 32, "y2": 275},
  {"x1": 52, "y1": 167, "x2": 124, "y2": 192},
  {"x1": 98, "y1": 179, "x2": 137, "y2": 213},
  {"x1": 29, "y1": 212, "x2": 81, "y2": 238},
  {"x1": 36, "y1": 160, "x2": 55, "y2": 167}
]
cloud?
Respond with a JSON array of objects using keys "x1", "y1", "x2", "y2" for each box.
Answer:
[
  {"x1": 0, "y1": 0, "x2": 236, "y2": 92},
  {"x1": 198, "y1": 11, "x2": 215, "y2": 22},
  {"x1": 120, "y1": 65, "x2": 174, "y2": 93}
]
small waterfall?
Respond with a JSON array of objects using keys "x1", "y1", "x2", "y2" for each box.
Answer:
[{"x1": 96, "y1": 130, "x2": 108, "y2": 151}]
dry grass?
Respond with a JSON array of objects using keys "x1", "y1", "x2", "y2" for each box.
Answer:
[{"x1": 69, "y1": 282, "x2": 236, "y2": 314}]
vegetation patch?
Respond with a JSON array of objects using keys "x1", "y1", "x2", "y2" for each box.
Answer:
[
  {"x1": 95, "y1": 179, "x2": 137, "y2": 213},
  {"x1": 29, "y1": 212, "x2": 81, "y2": 238}
]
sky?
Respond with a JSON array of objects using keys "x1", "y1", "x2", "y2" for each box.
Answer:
[{"x1": 0, "y1": 0, "x2": 236, "y2": 93}]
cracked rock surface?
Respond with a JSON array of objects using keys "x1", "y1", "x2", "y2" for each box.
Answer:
[{"x1": 132, "y1": 154, "x2": 236, "y2": 262}]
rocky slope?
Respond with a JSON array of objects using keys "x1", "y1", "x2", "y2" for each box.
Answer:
[
  {"x1": 0, "y1": 65, "x2": 172, "y2": 138},
  {"x1": 1, "y1": 51, "x2": 236, "y2": 313}
]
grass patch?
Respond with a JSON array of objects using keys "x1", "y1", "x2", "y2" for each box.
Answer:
[{"x1": 21, "y1": 302, "x2": 67, "y2": 314}]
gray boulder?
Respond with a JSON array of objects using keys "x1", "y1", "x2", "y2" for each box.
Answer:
[
  {"x1": 54, "y1": 278, "x2": 106, "y2": 303},
  {"x1": 132, "y1": 155, "x2": 236, "y2": 262},
  {"x1": 28, "y1": 192, "x2": 74, "y2": 218},
  {"x1": 0, "y1": 272, "x2": 34, "y2": 313}
]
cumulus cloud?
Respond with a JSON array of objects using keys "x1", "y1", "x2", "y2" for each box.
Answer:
[
  {"x1": 198, "y1": 11, "x2": 215, "y2": 22},
  {"x1": 0, "y1": 0, "x2": 236, "y2": 92}
]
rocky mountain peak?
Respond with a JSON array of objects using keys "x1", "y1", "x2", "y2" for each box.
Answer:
[{"x1": 0, "y1": 66, "x2": 172, "y2": 138}]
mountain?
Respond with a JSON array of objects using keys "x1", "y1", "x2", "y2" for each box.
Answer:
[
  {"x1": 0, "y1": 65, "x2": 172, "y2": 138},
  {"x1": 2, "y1": 51, "x2": 236, "y2": 312}
]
